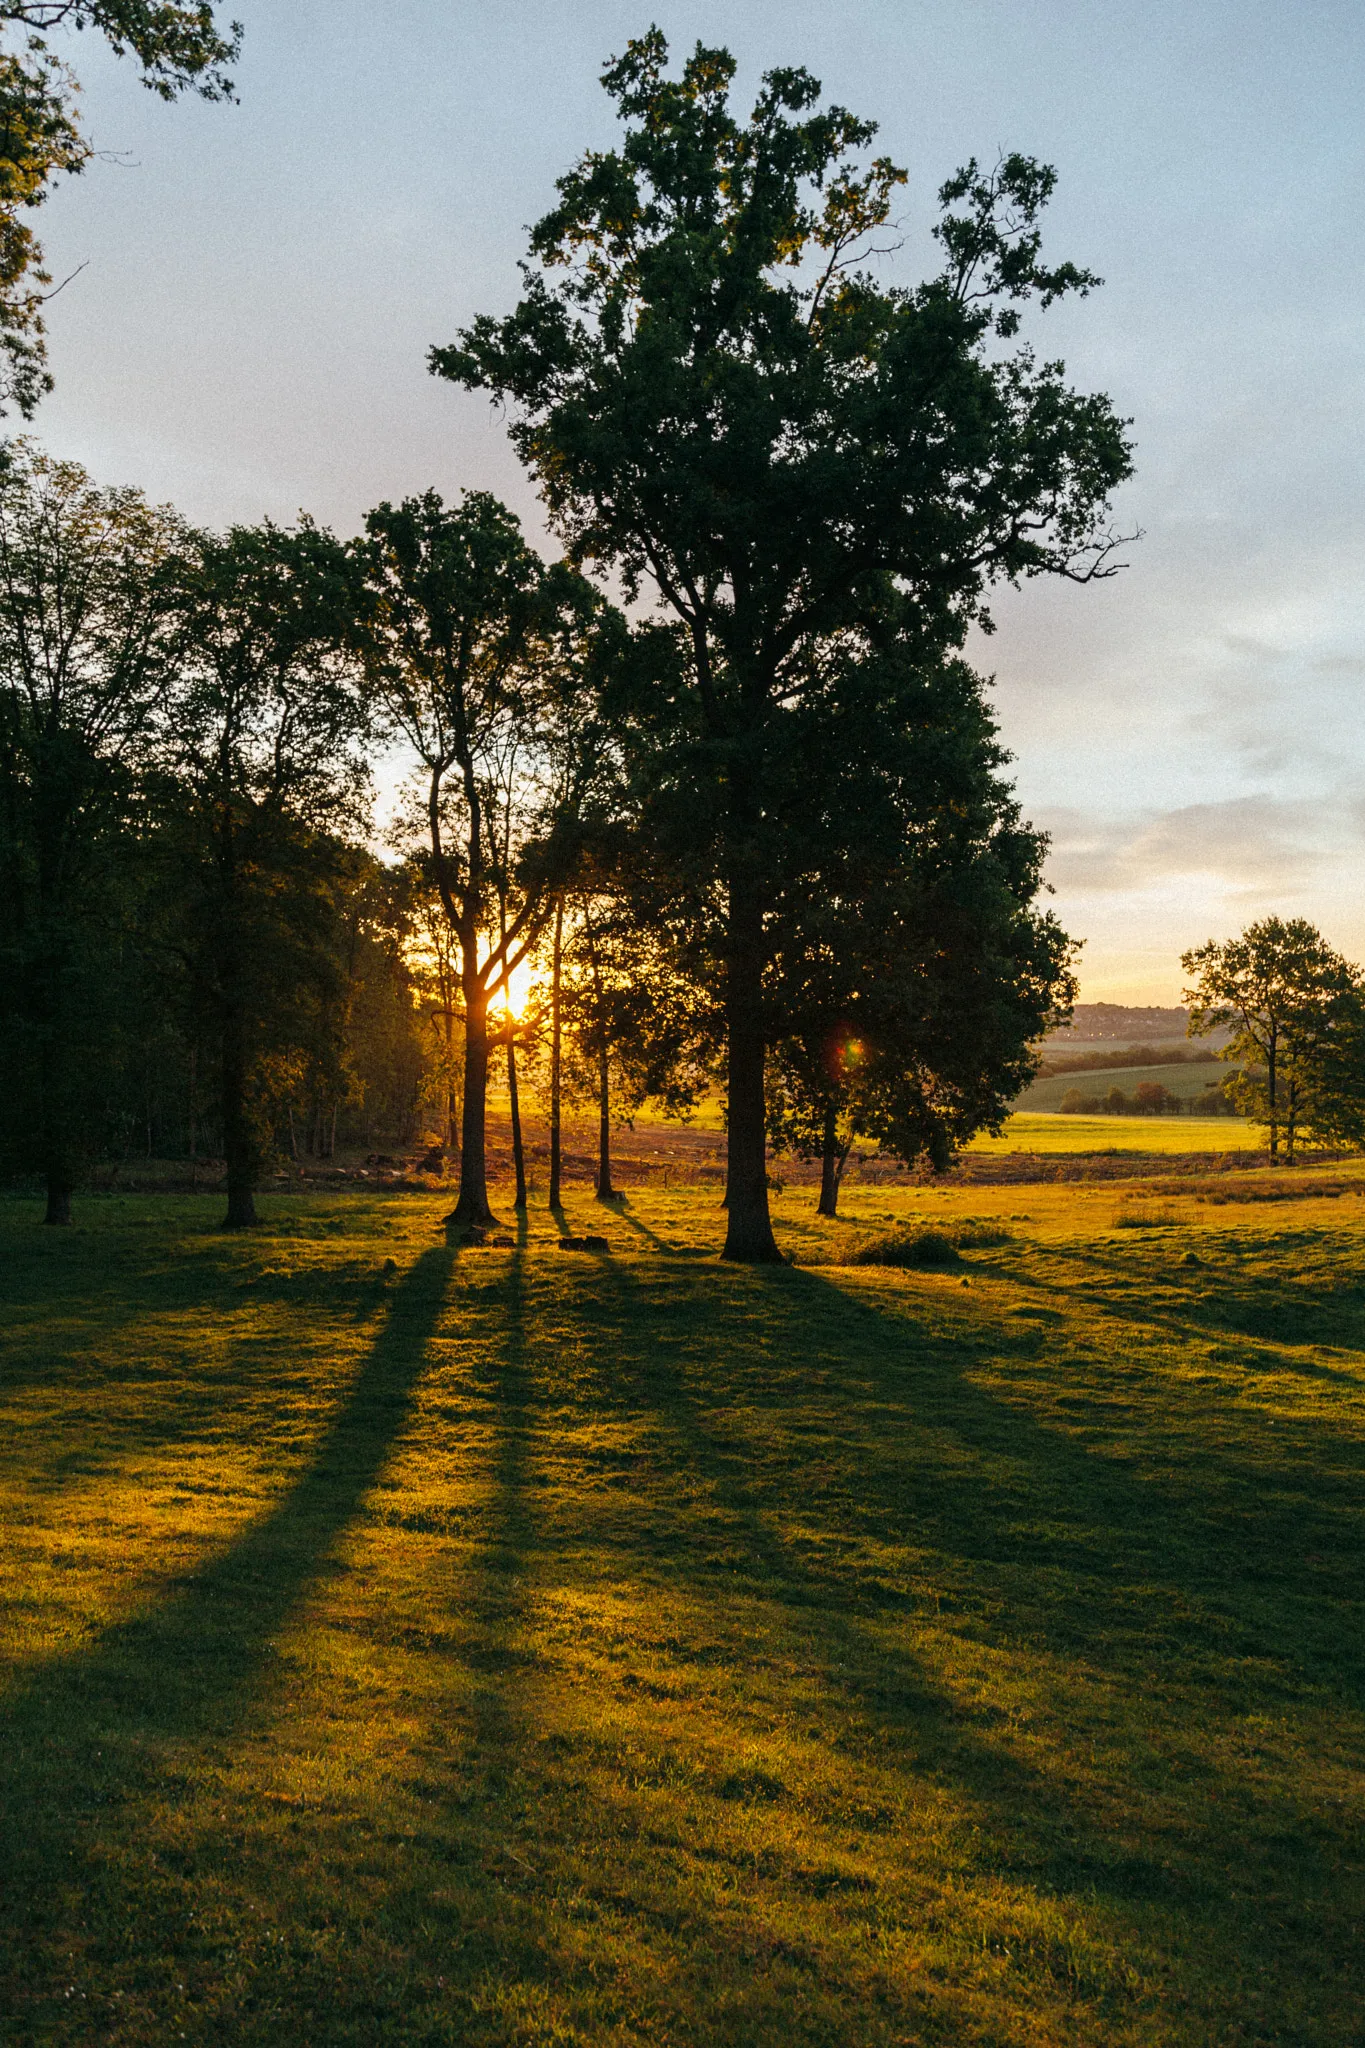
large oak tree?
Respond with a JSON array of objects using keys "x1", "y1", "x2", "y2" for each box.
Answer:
[{"x1": 435, "y1": 30, "x2": 1133, "y2": 1259}]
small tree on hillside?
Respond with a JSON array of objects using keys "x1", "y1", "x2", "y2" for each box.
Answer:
[{"x1": 1182, "y1": 918, "x2": 1362, "y2": 1163}]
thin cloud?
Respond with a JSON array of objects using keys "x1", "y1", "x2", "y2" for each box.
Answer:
[{"x1": 1043, "y1": 794, "x2": 1342, "y2": 894}]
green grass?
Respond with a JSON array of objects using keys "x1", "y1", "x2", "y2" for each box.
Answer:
[
  {"x1": 971, "y1": 1113, "x2": 1260, "y2": 1153},
  {"x1": 3, "y1": 1180, "x2": 1364, "y2": 2045}
]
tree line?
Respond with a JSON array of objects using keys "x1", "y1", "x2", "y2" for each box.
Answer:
[{"x1": 0, "y1": 29, "x2": 1141, "y2": 1257}]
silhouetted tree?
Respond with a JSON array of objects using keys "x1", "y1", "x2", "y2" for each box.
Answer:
[
  {"x1": 0, "y1": 440, "x2": 182, "y2": 1219},
  {"x1": 162, "y1": 518, "x2": 367, "y2": 1225},
  {"x1": 437, "y1": 31, "x2": 1132, "y2": 1258},
  {"x1": 357, "y1": 490, "x2": 607, "y2": 1227}
]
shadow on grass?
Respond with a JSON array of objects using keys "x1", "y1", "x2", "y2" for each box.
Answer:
[
  {"x1": 1043, "y1": 1233, "x2": 1365, "y2": 1380},
  {"x1": 0, "y1": 1248, "x2": 453, "y2": 2000},
  {"x1": 5, "y1": 1235, "x2": 1364, "y2": 2043},
  {"x1": 565, "y1": 1258, "x2": 1364, "y2": 1911}
]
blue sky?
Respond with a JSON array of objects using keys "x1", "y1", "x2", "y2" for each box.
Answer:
[{"x1": 25, "y1": 0, "x2": 1365, "y2": 1000}]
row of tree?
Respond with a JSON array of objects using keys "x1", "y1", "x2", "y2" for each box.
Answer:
[
  {"x1": 1058, "y1": 1081, "x2": 1236, "y2": 1116},
  {"x1": 1, "y1": 31, "x2": 1142, "y2": 1256}
]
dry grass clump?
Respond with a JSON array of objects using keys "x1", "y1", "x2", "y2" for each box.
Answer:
[
  {"x1": 1112, "y1": 1204, "x2": 1182, "y2": 1230},
  {"x1": 848, "y1": 1226, "x2": 962, "y2": 1267}
]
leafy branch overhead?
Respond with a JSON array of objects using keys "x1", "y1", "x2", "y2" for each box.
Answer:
[{"x1": 0, "y1": 2, "x2": 240, "y2": 413}]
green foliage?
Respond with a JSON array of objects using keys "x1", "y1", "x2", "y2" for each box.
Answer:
[
  {"x1": 158, "y1": 518, "x2": 371, "y2": 1221},
  {"x1": 0, "y1": 440, "x2": 184, "y2": 1213},
  {"x1": 435, "y1": 26, "x2": 1130, "y2": 1259},
  {"x1": 847, "y1": 1225, "x2": 960, "y2": 1267},
  {"x1": 0, "y1": 4, "x2": 239, "y2": 411},
  {"x1": 1183, "y1": 916, "x2": 1365, "y2": 1161},
  {"x1": 765, "y1": 650, "x2": 1076, "y2": 1194}
]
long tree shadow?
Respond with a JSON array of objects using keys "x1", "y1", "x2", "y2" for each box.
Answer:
[
  {"x1": 570, "y1": 1256, "x2": 1365, "y2": 1946},
  {"x1": 1048, "y1": 1236, "x2": 1365, "y2": 1372},
  {"x1": 0, "y1": 1246, "x2": 453, "y2": 2000}
]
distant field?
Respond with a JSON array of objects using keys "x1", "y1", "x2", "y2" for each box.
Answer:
[
  {"x1": 971, "y1": 1113, "x2": 1261, "y2": 1154},
  {"x1": 1016, "y1": 1061, "x2": 1226, "y2": 1113}
]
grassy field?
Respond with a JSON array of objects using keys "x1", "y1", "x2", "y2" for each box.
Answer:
[
  {"x1": 1014, "y1": 1063, "x2": 1225, "y2": 1114},
  {"x1": 967, "y1": 1113, "x2": 1261, "y2": 1154},
  {"x1": 3, "y1": 1172, "x2": 1364, "y2": 2045}
]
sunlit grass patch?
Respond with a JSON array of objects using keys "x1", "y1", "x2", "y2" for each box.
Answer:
[
  {"x1": 972, "y1": 1113, "x2": 1262, "y2": 1153},
  {"x1": 2, "y1": 1182, "x2": 1364, "y2": 2044}
]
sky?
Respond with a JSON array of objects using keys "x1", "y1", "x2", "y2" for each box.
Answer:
[{"x1": 23, "y1": 0, "x2": 1365, "y2": 1002}]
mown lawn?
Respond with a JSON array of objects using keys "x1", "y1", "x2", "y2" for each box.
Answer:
[{"x1": 2, "y1": 1179, "x2": 1363, "y2": 2046}]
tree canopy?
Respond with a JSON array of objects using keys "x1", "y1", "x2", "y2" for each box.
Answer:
[{"x1": 435, "y1": 29, "x2": 1130, "y2": 1258}]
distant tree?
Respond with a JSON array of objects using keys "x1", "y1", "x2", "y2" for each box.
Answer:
[
  {"x1": 1103, "y1": 1086, "x2": 1128, "y2": 1115},
  {"x1": 437, "y1": 30, "x2": 1132, "y2": 1259},
  {"x1": 1133, "y1": 1080, "x2": 1168, "y2": 1115},
  {"x1": 0, "y1": 4, "x2": 240, "y2": 413},
  {"x1": 356, "y1": 489, "x2": 608, "y2": 1227},
  {"x1": 1183, "y1": 918, "x2": 1361, "y2": 1163},
  {"x1": 161, "y1": 518, "x2": 368, "y2": 1226},
  {"x1": 0, "y1": 439, "x2": 182, "y2": 1219},
  {"x1": 559, "y1": 872, "x2": 709, "y2": 1200}
]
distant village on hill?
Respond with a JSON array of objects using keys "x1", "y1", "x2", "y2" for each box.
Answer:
[{"x1": 1048, "y1": 1003, "x2": 1196, "y2": 1044}]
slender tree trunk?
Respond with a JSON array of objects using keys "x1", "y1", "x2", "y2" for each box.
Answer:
[
  {"x1": 817, "y1": 1101, "x2": 848, "y2": 1218},
  {"x1": 34, "y1": 883, "x2": 76, "y2": 1223},
  {"x1": 508, "y1": 1034, "x2": 527, "y2": 1209},
  {"x1": 1267, "y1": 1029, "x2": 1279, "y2": 1162},
  {"x1": 41, "y1": 1024, "x2": 74, "y2": 1220},
  {"x1": 188, "y1": 1045, "x2": 198, "y2": 1160},
  {"x1": 38, "y1": 1002, "x2": 75, "y2": 1220},
  {"x1": 220, "y1": 1001, "x2": 258, "y2": 1228},
  {"x1": 442, "y1": 1005, "x2": 460, "y2": 1156},
  {"x1": 596, "y1": 1039, "x2": 614, "y2": 1199},
  {"x1": 451, "y1": 967, "x2": 494, "y2": 1226},
  {"x1": 548, "y1": 897, "x2": 563, "y2": 1210},
  {"x1": 722, "y1": 872, "x2": 780, "y2": 1262}
]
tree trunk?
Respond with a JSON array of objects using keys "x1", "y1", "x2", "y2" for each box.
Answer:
[
  {"x1": 43, "y1": 1162, "x2": 73, "y2": 1226},
  {"x1": 548, "y1": 898, "x2": 563, "y2": 1210},
  {"x1": 443, "y1": 1005, "x2": 460, "y2": 1157},
  {"x1": 508, "y1": 1034, "x2": 527, "y2": 1209},
  {"x1": 450, "y1": 969, "x2": 495, "y2": 1226},
  {"x1": 1266, "y1": 1029, "x2": 1279, "y2": 1162},
  {"x1": 722, "y1": 875, "x2": 780, "y2": 1262},
  {"x1": 817, "y1": 1101, "x2": 845, "y2": 1217},
  {"x1": 39, "y1": 1012, "x2": 75, "y2": 1224},
  {"x1": 220, "y1": 1003, "x2": 258, "y2": 1228},
  {"x1": 596, "y1": 1040, "x2": 614, "y2": 1199}
]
